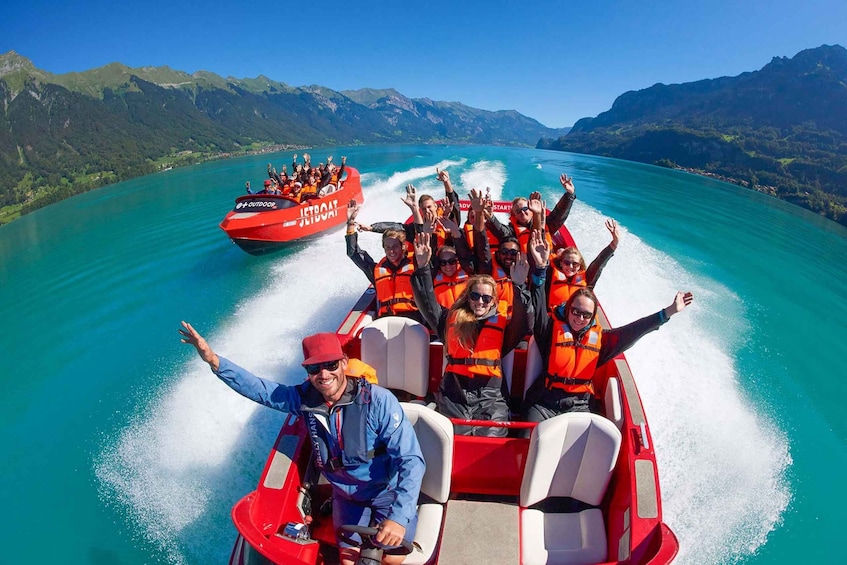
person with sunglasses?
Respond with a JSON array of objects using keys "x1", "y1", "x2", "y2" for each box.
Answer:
[
  {"x1": 524, "y1": 229, "x2": 694, "y2": 420},
  {"x1": 178, "y1": 323, "x2": 425, "y2": 565},
  {"x1": 411, "y1": 233, "x2": 533, "y2": 436},
  {"x1": 346, "y1": 197, "x2": 425, "y2": 324},
  {"x1": 484, "y1": 173, "x2": 577, "y2": 256},
  {"x1": 546, "y1": 218, "x2": 621, "y2": 309}
]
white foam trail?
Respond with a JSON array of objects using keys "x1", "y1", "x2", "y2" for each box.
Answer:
[
  {"x1": 95, "y1": 160, "x2": 468, "y2": 564},
  {"x1": 562, "y1": 203, "x2": 791, "y2": 564}
]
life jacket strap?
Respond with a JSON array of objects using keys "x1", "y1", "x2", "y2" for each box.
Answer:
[
  {"x1": 325, "y1": 445, "x2": 387, "y2": 472},
  {"x1": 545, "y1": 374, "x2": 593, "y2": 389},
  {"x1": 446, "y1": 355, "x2": 501, "y2": 368}
]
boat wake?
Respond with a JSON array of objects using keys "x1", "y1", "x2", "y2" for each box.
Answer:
[{"x1": 95, "y1": 160, "x2": 790, "y2": 564}]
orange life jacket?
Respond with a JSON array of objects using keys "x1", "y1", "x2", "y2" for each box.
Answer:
[
  {"x1": 444, "y1": 310, "x2": 508, "y2": 379},
  {"x1": 433, "y1": 269, "x2": 469, "y2": 308},
  {"x1": 548, "y1": 262, "x2": 587, "y2": 310},
  {"x1": 373, "y1": 254, "x2": 417, "y2": 317},
  {"x1": 490, "y1": 259, "x2": 514, "y2": 319},
  {"x1": 545, "y1": 318, "x2": 602, "y2": 395},
  {"x1": 345, "y1": 358, "x2": 379, "y2": 385},
  {"x1": 463, "y1": 223, "x2": 500, "y2": 253},
  {"x1": 509, "y1": 216, "x2": 554, "y2": 254}
]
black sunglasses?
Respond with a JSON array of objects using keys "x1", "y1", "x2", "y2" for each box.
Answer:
[
  {"x1": 304, "y1": 359, "x2": 341, "y2": 375},
  {"x1": 469, "y1": 291, "x2": 494, "y2": 304},
  {"x1": 499, "y1": 248, "x2": 519, "y2": 257},
  {"x1": 439, "y1": 258, "x2": 458, "y2": 266}
]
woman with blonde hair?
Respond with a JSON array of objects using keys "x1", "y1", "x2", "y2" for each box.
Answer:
[{"x1": 411, "y1": 233, "x2": 532, "y2": 436}]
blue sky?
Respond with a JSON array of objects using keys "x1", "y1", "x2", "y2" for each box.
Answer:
[{"x1": 2, "y1": 0, "x2": 846, "y2": 128}]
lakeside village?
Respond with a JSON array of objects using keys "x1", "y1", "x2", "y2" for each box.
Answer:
[{"x1": 670, "y1": 165, "x2": 778, "y2": 196}]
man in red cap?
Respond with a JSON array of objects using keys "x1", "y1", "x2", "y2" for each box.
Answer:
[{"x1": 179, "y1": 322, "x2": 424, "y2": 564}]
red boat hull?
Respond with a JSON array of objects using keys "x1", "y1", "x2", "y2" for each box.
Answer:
[{"x1": 219, "y1": 167, "x2": 364, "y2": 255}]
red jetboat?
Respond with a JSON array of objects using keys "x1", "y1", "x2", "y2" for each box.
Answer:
[
  {"x1": 219, "y1": 167, "x2": 364, "y2": 255},
  {"x1": 227, "y1": 209, "x2": 679, "y2": 565}
]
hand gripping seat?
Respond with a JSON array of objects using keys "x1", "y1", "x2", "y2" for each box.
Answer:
[
  {"x1": 400, "y1": 403, "x2": 454, "y2": 565},
  {"x1": 519, "y1": 413, "x2": 622, "y2": 565},
  {"x1": 360, "y1": 317, "x2": 430, "y2": 398}
]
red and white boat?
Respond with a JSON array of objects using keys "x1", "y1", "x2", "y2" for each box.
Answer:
[
  {"x1": 227, "y1": 209, "x2": 679, "y2": 565},
  {"x1": 219, "y1": 167, "x2": 364, "y2": 255}
]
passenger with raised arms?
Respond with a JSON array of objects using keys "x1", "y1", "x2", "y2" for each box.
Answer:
[
  {"x1": 525, "y1": 229, "x2": 694, "y2": 419},
  {"x1": 346, "y1": 194, "x2": 424, "y2": 324},
  {"x1": 546, "y1": 219, "x2": 620, "y2": 309},
  {"x1": 411, "y1": 232, "x2": 533, "y2": 436},
  {"x1": 178, "y1": 323, "x2": 423, "y2": 564}
]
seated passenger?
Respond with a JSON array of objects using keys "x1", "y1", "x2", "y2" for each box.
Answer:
[
  {"x1": 432, "y1": 245, "x2": 469, "y2": 309},
  {"x1": 525, "y1": 230, "x2": 694, "y2": 420},
  {"x1": 546, "y1": 219, "x2": 620, "y2": 308},
  {"x1": 411, "y1": 233, "x2": 533, "y2": 437},
  {"x1": 179, "y1": 324, "x2": 423, "y2": 564},
  {"x1": 346, "y1": 200, "x2": 424, "y2": 324}
]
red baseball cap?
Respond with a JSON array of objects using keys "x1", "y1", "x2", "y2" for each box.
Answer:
[
  {"x1": 301, "y1": 333, "x2": 344, "y2": 365},
  {"x1": 263, "y1": 179, "x2": 272, "y2": 186}
]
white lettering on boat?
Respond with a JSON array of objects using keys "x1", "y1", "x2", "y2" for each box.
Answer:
[
  {"x1": 235, "y1": 200, "x2": 276, "y2": 210},
  {"x1": 298, "y1": 199, "x2": 339, "y2": 228}
]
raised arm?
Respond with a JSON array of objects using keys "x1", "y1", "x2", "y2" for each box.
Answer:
[
  {"x1": 411, "y1": 233, "x2": 446, "y2": 336},
  {"x1": 345, "y1": 199, "x2": 377, "y2": 283},
  {"x1": 598, "y1": 291, "x2": 695, "y2": 366},
  {"x1": 585, "y1": 219, "x2": 620, "y2": 287},
  {"x1": 547, "y1": 173, "x2": 576, "y2": 234}
]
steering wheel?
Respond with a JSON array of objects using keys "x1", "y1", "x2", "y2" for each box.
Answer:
[{"x1": 337, "y1": 524, "x2": 414, "y2": 555}]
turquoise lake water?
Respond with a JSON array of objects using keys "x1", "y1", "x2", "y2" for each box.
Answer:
[{"x1": 1, "y1": 145, "x2": 845, "y2": 564}]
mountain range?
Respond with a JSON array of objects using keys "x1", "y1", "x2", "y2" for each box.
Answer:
[
  {"x1": 0, "y1": 51, "x2": 567, "y2": 224},
  {"x1": 538, "y1": 44, "x2": 847, "y2": 226}
]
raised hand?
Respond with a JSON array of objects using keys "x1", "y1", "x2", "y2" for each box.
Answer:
[
  {"x1": 422, "y1": 209, "x2": 438, "y2": 234},
  {"x1": 667, "y1": 292, "x2": 695, "y2": 317},
  {"x1": 439, "y1": 198, "x2": 454, "y2": 219},
  {"x1": 413, "y1": 232, "x2": 432, "y2": 268},
  {"x1": 438, "y1": 214, "x2": 460, "y2": 236},
  {"x1": 346, "y1": 199, "x2": 360, "y2": 223},
  {"x1": 436, "y1": 168, "x2": 450, "y2": 183},
  {"x1": 469, "y1": 188, "x2": 484, "y2": 214},
  {"x1": 401, "y1": 184, "x2": 418, "y2": 210},
  {"x1": 606, "y1": 219, "x2": 621, "y2": 250},
  {"x1": 527, "y1": 195, "x2": 544, "y2": 215},
  {"x1": 560, "y1": 173, "x2": 575, "y2": 195},
  {"x1": 528, "y1": 229, "x2": 550, "y2": 267},
  {"x1": 510, "y1": 251, "x2": 530, "y2": 285},
  {"x1": 179, "y1": 321, "x2": 220, "y2": 371}
]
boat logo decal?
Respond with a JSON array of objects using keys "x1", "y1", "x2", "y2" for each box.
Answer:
[
  {"x1": 298, "y1": 199, "x2": 339, "y2": 228},
  {"x1": 234, "y1": 199, "x2": 278, "y2": 211}
]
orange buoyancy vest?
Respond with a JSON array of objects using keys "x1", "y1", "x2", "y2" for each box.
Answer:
[
  {"x1": 433, "y1": 269, "x2": 469, "y2": 308},
  {"x1": 490, "y1": 260, "x2": 514, "y2": 319},
  {"x1": 345, "y1": 358, "x2": 379, "y2": 385},
  {"x1": 444, "y1": 310, "x2": 509, "y2": 379},
  {"x1": 548, "y1": 262, "x2": 587, "y2": 310},
  {"x1": 463, "y1": 223, "x2": 500, "y2": 254},
  {"x1": 373, "y1": 254, "x2": 417, "y2": 317},
  {"x1": 509, "y1": 217, "x2": 554, "y2": 254},
  {"x1": 545, "y1": 318, "x2": 603, "y2": 395}
]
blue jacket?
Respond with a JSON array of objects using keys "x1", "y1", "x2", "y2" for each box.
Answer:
[{"x1": 215, "y1": 357, "x2": 425, "y2": 528}]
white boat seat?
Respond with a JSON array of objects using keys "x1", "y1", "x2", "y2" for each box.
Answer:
[
  {"x1": 360, "y1": 317, "x2": 430, "y2": 398},
  {"x1": 523, "y1": 336, "x2": 544, "y2": 398},
  {"x1": 604, "y1": 377, "x2": 624, "y2": 430},
  {"x1": 400, "y1": 403, "x2": 454, "y2": 565},
  {"x1": 519, "y1": 413, "x2": 622, "y2": 565}
]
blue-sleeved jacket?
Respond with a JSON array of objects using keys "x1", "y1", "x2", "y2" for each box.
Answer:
[{"x1": 215, "y1": 357, "x2": 425, "y2": 528}]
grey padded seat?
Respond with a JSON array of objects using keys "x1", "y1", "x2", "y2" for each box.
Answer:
[
  {"x1": 400, "y1": 403, "x2": 454, "y2": 565},
  {"x1": 360, "y1": 317, "x2": 430, "y2": 398},
  {"x1": 519, "y1": 413, "x2": 622, "y2": 565}
]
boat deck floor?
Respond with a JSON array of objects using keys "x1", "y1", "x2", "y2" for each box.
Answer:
[{"x1": 438, "y1": 496, "x2": 519, "y2": 565}]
